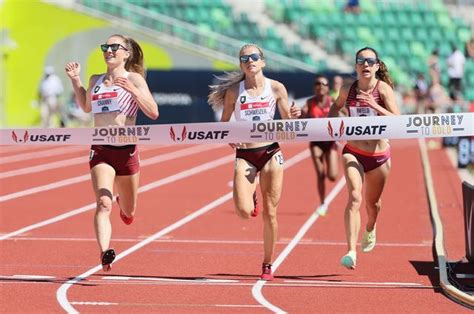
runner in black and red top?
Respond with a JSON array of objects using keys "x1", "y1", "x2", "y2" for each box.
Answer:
[
  {"x1": 301, "y1": 75, "x2": 338, "y2": 215},
  {"x1": 329, "y1": 47, "x2": 399, "y2": 270}
]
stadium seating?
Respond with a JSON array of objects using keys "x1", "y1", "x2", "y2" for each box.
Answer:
[{"x1": 79, "y1": 0, "x2": 473, "y2": 100}]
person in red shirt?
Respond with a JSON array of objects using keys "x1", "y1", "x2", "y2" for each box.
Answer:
[{"x1": 301, "y1": 75, "x2": 339, "y2": 215}]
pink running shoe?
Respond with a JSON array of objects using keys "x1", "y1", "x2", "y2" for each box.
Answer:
[
  {"x1": 260, "y1": 263, "x2": 274, "y2": 281},
  {"x1": 117, "y1": 196, "x2": 134, "y2": 225},
  {"x1": 251, "y1": 191, "x2": 259, "y2": 217}
]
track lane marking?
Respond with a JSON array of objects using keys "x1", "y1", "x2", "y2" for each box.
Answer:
[
  {"x1": 0, "y1": 154, "x2": 233, "y2": 241},
  {"x1": 252, "y1": 177, "x2": 346, "y2": 313},
  {"x1": 56, "y1": 149, "x2": 310, "y2": 313},
  {"x1": 0, "y1": 145, "x2": 221, "y2": 202}
]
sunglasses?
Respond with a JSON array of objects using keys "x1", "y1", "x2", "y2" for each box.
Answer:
[
  {"x1": 315, "y1": 81, "x2": 329, "y2": 86},
  {"x1": 100, "y1": 43, "x2": 128, "y2": 52},
  {"x1": 239, "y1": 53, "x2": 262, "y2": 63},
  {"x1": 356, "y1": 57, "x2": 378, "y2": 66}
]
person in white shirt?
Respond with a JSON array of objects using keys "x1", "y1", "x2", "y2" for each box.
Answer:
[
  {"x1": 446, "y1": 44, "x2": 466, "y2": 100},
  {"x1": 38, "y1": 66, "x2": 64, "y2": 127}
]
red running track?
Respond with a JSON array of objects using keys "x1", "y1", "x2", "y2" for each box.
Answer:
[{"x1": 0, "y1": 140, "x2": 470, "y2": 313}]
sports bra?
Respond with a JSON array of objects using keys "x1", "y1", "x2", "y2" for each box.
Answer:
[
  {"x1": 91, "y1": 73, "x2": 139, "y2": 117},
  {"x1": 307, "y1": 95, "x2": 332, "y2": 118},
  {"x1": 346, "y1": 80, "x2": 385, "y2": 117},
  {"x1": 234, "y1": 78, "x2": 276, "y2": 122}
]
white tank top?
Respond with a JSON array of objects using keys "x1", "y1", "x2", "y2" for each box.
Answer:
[
  {"x1": 234, "y1": 78, "x2": 276, "y2": 122},
  {"x1": 91, "y1": 73, "x2": 139, "y2": 117}
]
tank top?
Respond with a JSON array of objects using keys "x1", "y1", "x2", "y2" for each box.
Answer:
[
  {"x1": 346, "y1": 80, "x2": 385, "y2": 117},
  {"x1": 308, "y1": 95, "x2": 332, "y2": 118},
  {"x1": 234, "y1": 78, "x2": 276, "y2": 122},
  {"x1": 91, "y1": 73, "x2": 139, "y2": 117}
]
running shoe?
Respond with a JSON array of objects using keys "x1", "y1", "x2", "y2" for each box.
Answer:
[
  {"x1": 260, "y1": 263, "x2": 274, "y2": 281},
  {"x1": 361, "y1": 225, "x2": 376, "y2": 253},
  {"x1": 101, "y1": 248, "x2": 116, "y2": 272},
  {"x1": 317, "y1": 203, "x2": 328, "y2": 216},
  {"x1": 251, "y1": 191, "x2": 259, "y2": 217},
  {"x1": 117, "y1": 196, "x2": 134, "y2": 225},
  {"x1": 340, "y1": 251, "x2": 357, "y2": 269}
]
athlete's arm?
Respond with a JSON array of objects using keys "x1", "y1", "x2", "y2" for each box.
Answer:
[
  {"x1": 221, "y1": 84, "x2": 237, "y2": 122},
  {"x1": 377, "y1": 81, "x2": 400, "y2": 115},
  {"x1": 115, "y1": 72, "x2": 159, "y2": 120},
  {"x1": 65, "y1": 62, "x2": 94, "y2": 113},
  {"x1": 273, "y1": 80, "x2": 301, "y2": 119},
  {"x1": 329, "y1": 83, "x2": 349, "y2": 117}
]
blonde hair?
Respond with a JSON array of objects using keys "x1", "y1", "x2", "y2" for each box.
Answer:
[{"x1": 208, "y1": 43, "x2": 264, "y2": 111}]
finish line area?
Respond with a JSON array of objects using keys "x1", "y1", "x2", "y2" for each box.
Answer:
[{"x1": 1, "y1": 113, "x2": 473, "y2": 312}]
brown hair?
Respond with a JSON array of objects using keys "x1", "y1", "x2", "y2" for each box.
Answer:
[
  {"x1": 208, "y1": 43, "x2": 264, "y2": 111},
  {"x1": 355, "y1": 46, "x2": 394, "y2": 88},
  {"x1": 110, "y1": 34, "x2": 145, "y2": 77}
]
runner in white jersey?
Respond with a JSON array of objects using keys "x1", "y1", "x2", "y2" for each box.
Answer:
[
  {"x1": 65, "y1": 34, "x2": 159, "y2": 272},
  {"x1": 208, "y1": 43, "x2": 301, "y2": 281}
]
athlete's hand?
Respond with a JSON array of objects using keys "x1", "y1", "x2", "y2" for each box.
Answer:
[
  {"x1": 114, "y1": 77, "x2": 137, "y2": 94},
  {"x1": 356, "y1": 90, "x2": 378, "y2": 109},
  {"x1": 290, "y1": 101, "x2": 301, "y2": 119},
  {"x1": 65, "y1": 62, "x2": 81, "y2": 79}
]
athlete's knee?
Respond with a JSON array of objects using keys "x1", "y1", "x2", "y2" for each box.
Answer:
[
  {"x1": 96, "y1": 195, "x2": 113, "y2": 214},
  {"x1": 235, "y1": 206, "x2": 251, "y2": 219},
  {"x1": 347, "y1": 190, "x2": 362, "y2": 209},
  {"x1": 327, "y1": 171, "x2": 337, "y2": 181},
  {"x1": 367, "y1": 200, "x2": 382, "y2": 213}
]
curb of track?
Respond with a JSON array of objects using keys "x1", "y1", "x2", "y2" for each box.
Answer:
[{"x1": 419, "y1": 138, "x2": 474, "y2": 309}]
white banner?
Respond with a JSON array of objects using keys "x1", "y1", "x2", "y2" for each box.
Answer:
[{"x1": 1, "y1": 113, "x2": 473, "y2": 146}]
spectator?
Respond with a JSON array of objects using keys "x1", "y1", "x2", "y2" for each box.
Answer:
[
  {"x1": 413, "y1": 73, "x2": 429, "y2": 113},
  {"x1": 427, "y1": 49, "x2": 440, "y2": 85},
  {"x1": 330, "y1": 75, "x2": 344, "y2": 100},
  {"x1": 38, "y1": 66, "x2": 64, "y2": 127},
  {"x1": 427, "y1": 78, "x2": 451, "y2": 113},
  {"x1": 465, "y1": 37, "x2": 474, "y2": 59},
  {"x1": 446, "y1": 44, "x2": 466, "y2": 100},
  {"x1": 344, "y1": 0, "x2": 360, "y2": 14},
  {"x1": 61, "y1": 92, "x2": 92, "y2": 127}
]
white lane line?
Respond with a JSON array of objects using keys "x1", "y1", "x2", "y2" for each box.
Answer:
[
  {"x1": 69, "y1": 301, "x2": 262, "y2": 308},
  {"x1": 0, "y1": 146, "x2": 86, "y2": 164},
  {"x1": 0, "y1": 145, "x2": 220, "y2": 202},
  {"x1": 56, "y1": 149, "x2": 309, "y2": 313},
  {"x1": 0, "y1": 144, "x2": 212, "y2": 179},
  {"x1": 252, "y1": 177, "x2": 346, "y2": 314},
  {"x1": 0, "y1": 156, "x2": 86, "y2": 179},
  {"x1": 56, "y1": 192, "x2": 234, "y2": 314},
  {"x1": 0, "y1": 154, "x2": 234, "y2": 241},
  {"x1": 1, "y1": 236, "x2": 432, "y2": 248},
  {"x1": 283, "y1": 279, "x2": 423, "y2": 286},
  {"x1": 102, "y1": 276, "x2": 239, "y2": 283}
]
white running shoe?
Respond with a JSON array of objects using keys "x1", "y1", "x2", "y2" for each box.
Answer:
[
  {"x1": 317, "y1": 203, "x2": 328, "y2": 216},
  {"x1": 361, "y1": 225, "x2": 376, "y2": 253}
]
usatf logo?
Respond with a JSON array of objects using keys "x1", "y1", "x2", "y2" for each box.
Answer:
[
  {"x1": 11, "y1": 131, "x2": 29, "y2": 143},
  {"x1": 92, "y1": 126, "x2": 151, "y2": 144},
  {"x1": 405, "y1": 114, "x2": 465, "y2": 136},
  {"x1": 170, "y1": 126, "x2": 187, "y2": 142},
  {"x1": 11, "y1": 130, "x2": 71, "y2": 143},
  {"x1": 250, "y1": 120, "x2": 308, "y2": 141},
  {"x1": 170, "y1": 126, "x2": 230, "y2": 142},
  {"x1": 328, "y1": 121, "x2": 344, "y2": 139}
]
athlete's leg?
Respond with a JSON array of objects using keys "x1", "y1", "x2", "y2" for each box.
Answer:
[
  {"x1": 310, "y1": 145, "x2": 326, "y2": 204},
  {"x1": 326, "y1": 147, "x2": 339, "y2": 182},
  {"x1": 364, "y1": 159, "x2": 391, "y2": 232},
  {"x1": 259, "y1": 151, "x2": 284, "y2": 264},
  {"x1": 115, "y1": 173, "x2": 140, "y2": 218},
  {"x1": 342, "y1": 153, "x2": 364, "y2": 253},
  {"x1": 91, "y1": 164, "x2": 116, "y2": 252},
  {"x1": 233, "y1": 158, "x2": 258, "y2": 219}
]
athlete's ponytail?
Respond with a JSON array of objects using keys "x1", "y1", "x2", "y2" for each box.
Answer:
[
  {"x1": 355, "y1": 47, "x2": 394, "y2": 89},
  {"x1": 110, "y1": 34, "x2": 145, "y2": 78}
]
